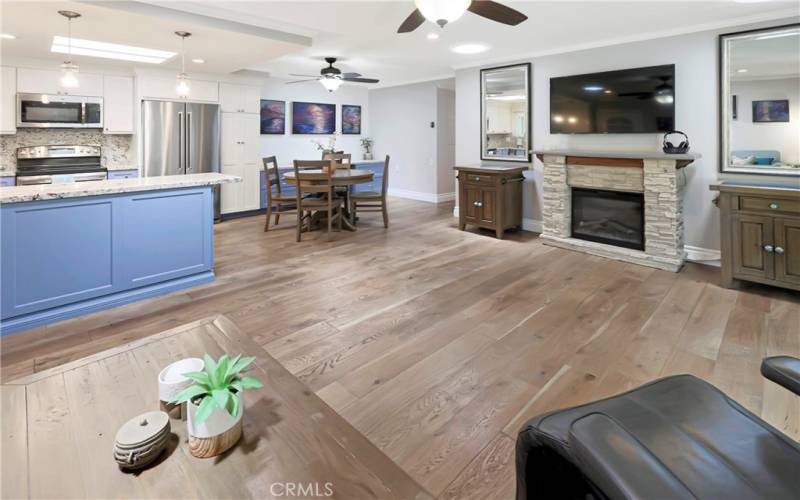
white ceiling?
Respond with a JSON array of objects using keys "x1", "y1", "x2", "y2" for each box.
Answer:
[{"x1": 1, "y1": 1, "x2": 797, "y2": 87}]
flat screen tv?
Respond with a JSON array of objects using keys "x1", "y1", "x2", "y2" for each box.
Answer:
[{"x1": 550, "y1": 64, "x2": 675, "y2": 134}]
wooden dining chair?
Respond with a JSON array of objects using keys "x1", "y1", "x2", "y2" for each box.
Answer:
[
  {"x1": 293, "y1": 160, "x2": 343, "y2": 242},
  {"x1": 322, "y1": 153, "x2": 352, "y2": 169},
  {"x1": 263, "y1": 156, "x2": 298, "y2": 232},
  {"x1": 351, "y1": 155, "x2": 390, "y2": 228}
]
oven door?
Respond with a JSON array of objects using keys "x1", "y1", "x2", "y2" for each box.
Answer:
[{"x1": 16, "y1": 94, "x2": 101, "y2": 128}]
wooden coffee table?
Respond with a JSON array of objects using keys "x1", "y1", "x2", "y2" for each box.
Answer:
[{"x1": 1, "y1": 315, "x2": 430, "y2": 500}]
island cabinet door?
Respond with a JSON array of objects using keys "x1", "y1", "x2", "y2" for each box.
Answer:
[
  {"x1": 118, "y1": 187, "x2": 214, "y2": 288},
  {"x1": 463, "y1": 185, "x2": 480, "y2": 221},
  {"x1": 1, "y1": 196, "x2": 121, "y2": 318}
]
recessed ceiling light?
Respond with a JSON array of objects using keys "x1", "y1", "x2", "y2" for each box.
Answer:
[
  {"x1": 450, "y1": 43, "x2": 489, "y2": 54},
  {"x1": 192, "y1": 58, "x2": 205, "y2": 64},
  {"x1": 737, "y1": 68, "x2": 748, "y2": 73},
  {"x1": 567, "y1": 117, "x2": 578, "y2": 124},
  {"x1": 427, "y1": 32, "x2": 440, "y2": 40},
  {"x1": 553, "y1": 115, "x2": 564, "y2": 123},
  {"x1": 0, "y1": 33, "x2": 16, "y2": 40},
  {"x1": 603, "y1": 89, "x2": 613, "y2": 94},
  {"x1": 583, "y1": 85, "x2": 604, "y2": 92},
  {"x1": 51, "y1": 36, "x2": 175, "y2": 64}
]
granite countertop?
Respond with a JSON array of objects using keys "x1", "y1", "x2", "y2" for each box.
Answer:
[
  {"x1": 534, "y1": 149, "x2": 701, "y2": 160},
  {"x1": 0, "y1": 173, "x2": 241, "y2": 204}
]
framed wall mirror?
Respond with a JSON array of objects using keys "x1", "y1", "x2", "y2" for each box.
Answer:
[
  {"x1": 719, "y1": 24, "x2": 800, "y2": 176},
  {"x1": 481, "y1": 63, "x2": 531, "y2": 162}
]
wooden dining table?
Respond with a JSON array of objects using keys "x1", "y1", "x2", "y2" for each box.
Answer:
[{"x1": 282, "y1": 168, "x2": 375, "y2": 231}]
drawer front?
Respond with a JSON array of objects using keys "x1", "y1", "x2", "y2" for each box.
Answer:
[
  {"x1": 107, "y1": 170, "x2": 139, "y2": 180},
  {"x1": 464, "y1": 173, "x2": 495, "y2": 185},
  {"x1": 739, "y1": 196, "x2": 800, "y2": 215}
]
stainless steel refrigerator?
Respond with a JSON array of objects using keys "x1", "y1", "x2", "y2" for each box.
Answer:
[{"x1": 142, "y1": 100, "x2": 221, "y2": 219}]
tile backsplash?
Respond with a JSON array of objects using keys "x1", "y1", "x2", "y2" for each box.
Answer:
[{"x1": 0, "y1": 129, "x2": 134, "y2": 172}]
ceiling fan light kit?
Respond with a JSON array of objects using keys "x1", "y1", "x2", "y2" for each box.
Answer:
[
  {"x1": 286, "y1": 57, "x2": 379, "y2": 92},
  {"x1": 398, "y1": 0, "x2": 528, "y2": 33},
  {"x1": 320, "y1": 77, "x2": 343, "y2": 92},
  {"x1": 415, "y1": 0, "x2": 471, "y2": 27}
]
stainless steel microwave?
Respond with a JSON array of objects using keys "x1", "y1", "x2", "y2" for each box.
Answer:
[{"x1": 16, "y1": 93, "x2": 103, "y2": 128}]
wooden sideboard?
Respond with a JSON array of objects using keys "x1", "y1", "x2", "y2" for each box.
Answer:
[
  {"x1": 454, "y1": 165, "x2": 525, "y2": 239},
  {"x1": 715, "y1": 182, "x2": 800, "y2": 291}
]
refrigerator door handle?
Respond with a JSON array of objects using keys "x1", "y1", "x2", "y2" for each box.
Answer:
[
  {"x1": 178, "y1": 111, "x2": 185, "y2": 174},
  {"x1": 186, "y1": 112, "x2": 192, "y2": 173}
]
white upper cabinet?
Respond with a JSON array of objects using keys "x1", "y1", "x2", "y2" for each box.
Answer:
[
  {"x1": 1, "y1": 66, "x2": 16, "y2": 135},
  {"x1": 17, "y1": 68, "x2": 103, "y2": 96},
  {"x1": 103, "y1": 75, "x2": 134, "y2": 134},
  {"x1": 219, "y1": 83, "x2": 260, "y2": 114},
  {"x1": 138, "y1": 76, "x2": 219, "y2": 102}
]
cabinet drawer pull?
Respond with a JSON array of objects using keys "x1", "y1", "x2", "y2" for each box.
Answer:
[
  {"x1": 775, "y1": 246, "x2": 785, "y2": 255},
  {"x1": 473, "y1": 201, "x2": 483, "y2": 207},
  {"x1": 475, "y1": 176, "x2": 481, "y2": 182},
  {"x1": 764, "y1": 245, "x2": 774, "y2": 253},
  {"x1": 769, "y1": 203, "x2": 779, "y2": 210}
]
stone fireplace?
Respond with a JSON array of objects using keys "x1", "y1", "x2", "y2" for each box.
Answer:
[{"x1": 537, "y1": 151, "x2": 698, "y2": 272}]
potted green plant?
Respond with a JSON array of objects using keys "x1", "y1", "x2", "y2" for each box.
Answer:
[
  {"x1": 361, "y1": 137, "x2": 374, "y2": 160},
  {"x1": 171, "y1": 353, "x2": 263, "y2": 458}
]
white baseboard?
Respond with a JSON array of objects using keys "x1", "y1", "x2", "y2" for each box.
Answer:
[
  {"x1": 522, "y1": 218, "x2": 542, "y2": 233},
  {"x1": 685, "y1": 245, "x2": 721, "y2": 267},
  {"x1": 389, "y1": 188, "x2": 455, "y2": 204}
]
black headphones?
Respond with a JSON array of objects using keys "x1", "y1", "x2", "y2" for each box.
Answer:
[{"x1": 662, "y1": 131, "x2": 690, "y2": 154}]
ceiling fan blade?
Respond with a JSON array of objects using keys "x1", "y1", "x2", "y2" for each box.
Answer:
[
  {"x1": 342, "y1": 77, "x2": 380, "y2": 84},
  {"x1": 289, "y1": 73, "x2": 322, "y2": 78},
  {"x1": 285, "y1": 79, "x2": 319, "y2": 85},
  {"x1": 342, "y1": 72, "x2": 362, "y2": 79},
  {"x1": 397, "y1": 8, "x2": 425, "y2": 33},
  {"x1": 467, "y1": 1, "x2": 527, "y2": 26}
]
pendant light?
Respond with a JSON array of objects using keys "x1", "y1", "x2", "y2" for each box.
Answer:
[
  {"x1": 58, "y1": 10, "x2": 81, "y2": 88},
  {"x1": 175, "y1": 31, "x2": 191, "y2": 98}
]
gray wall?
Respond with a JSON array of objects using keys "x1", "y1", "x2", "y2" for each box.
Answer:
[
  {"x1": 455, "y1": 18, "x2": 800, "y2": 254},
  {"x1": 369, "y1": 79, "x2": 456, "y2": 200}
]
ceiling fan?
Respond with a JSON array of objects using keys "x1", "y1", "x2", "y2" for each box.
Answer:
[
  {"x1": 286, "y1": 57, "x2": 379, "y2": 92},
  {"x1": 398, "y1": 0, "x2": 527, "y2": 33}
]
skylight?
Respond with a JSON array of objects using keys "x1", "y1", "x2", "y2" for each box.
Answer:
[{"x1": 51, "y1": 36, "x2": 175, "y2": 64}]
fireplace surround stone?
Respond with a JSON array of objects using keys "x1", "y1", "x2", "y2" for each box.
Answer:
[{"x1": 537, "y1": 150, "x2": 699, "y2": 272}]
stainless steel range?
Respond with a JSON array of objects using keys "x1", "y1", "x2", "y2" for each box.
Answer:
[{"x1": 15, "y1": 145, "x2": 107, "y2": 186}]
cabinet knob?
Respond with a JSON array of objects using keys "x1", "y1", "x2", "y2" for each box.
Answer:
[
  {"x1": 473, "y1": 201, "x2": 483, "y2": 207},
  {"x1": 764, "y1": 245, "x2": 774, "y2": 253},
  {"x1": 775, "y1": 246, "x2": 785, "y2": 255},
  {"x1": 475, "y1": 176, "x2": 481, "y2": 182},
  {"x1": 768, "y1": 203, "x2": 779, "y2": 210}
]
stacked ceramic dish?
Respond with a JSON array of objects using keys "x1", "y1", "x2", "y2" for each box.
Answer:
[{"x1": 113, "y1": 411, "x2": 171, "y2": 470}]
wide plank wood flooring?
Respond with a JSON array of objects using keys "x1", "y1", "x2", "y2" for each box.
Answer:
[{"x1": 2, "y1": 197, "x2": 799, "y2": 499}]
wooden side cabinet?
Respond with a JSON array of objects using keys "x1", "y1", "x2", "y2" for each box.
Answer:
[
  {"x1": 715, "y1": 182, "x2": 800, "y2": 291},
  {"x1": 455, "y1": 165, "x2": 525, "y2": 239}
]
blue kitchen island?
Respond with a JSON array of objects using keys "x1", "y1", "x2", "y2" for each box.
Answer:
[{"x1": 0, "y1": 173, "x2": 239, "y2": 335}]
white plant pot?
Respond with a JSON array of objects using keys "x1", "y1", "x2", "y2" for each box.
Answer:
[
  {"x1": 186, "y1": 396, "x2": 244, "y2": 458},
  {"x1": 158, "y1": 357, "x2": 204, "y2": 403}
]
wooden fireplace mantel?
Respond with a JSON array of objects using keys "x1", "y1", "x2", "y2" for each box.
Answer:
[{"x1": 534, "y1": 150, "x2": 699, "y2": 169}]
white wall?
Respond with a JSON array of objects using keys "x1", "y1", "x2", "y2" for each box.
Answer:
[
  {"x1": 730, "y1": 77, "x2": 799, "y2": 164},
  {"x1": 369, "y1": 82, "x2": 455, "y2": 202},
  {"x1": 455, "y1": 18, "x2": 800, "y2": 255},
  {"x1": 258, "y1": 77, "x2": 369, "y2": 165}
]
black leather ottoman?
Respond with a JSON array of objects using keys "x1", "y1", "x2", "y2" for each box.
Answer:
[{"x1": 516, "y1": 357, "x2": 800, "y2": 500}]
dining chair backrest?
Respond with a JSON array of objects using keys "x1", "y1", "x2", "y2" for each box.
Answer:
[
  {"x1": 321, "y1": 150, "x2": 344, "y2": 160},
  {"x1": 263, "y1": 156, "x2": 281, "y2": 195},
  {"x1": 293, "y1": 160, "x2": 336, "y2": 196},
  {"x1": 380, "y1": 155, "x2": 390, "y2": 196},
  {"x1": 323, "y1": 153, "x2": 352, "y2": 169}
]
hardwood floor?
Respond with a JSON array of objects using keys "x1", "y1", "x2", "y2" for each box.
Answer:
[{"x1": 2, "y1": 197, "x2": 798, "y2": 498}]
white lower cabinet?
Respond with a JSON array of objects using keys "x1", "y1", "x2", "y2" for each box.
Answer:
[{"x1": 221, "y1": 112, "x2": 260, "y2": 214}]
